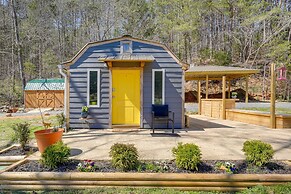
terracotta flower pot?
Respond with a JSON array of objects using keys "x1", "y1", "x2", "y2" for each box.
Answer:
[{"x1": 34, "y1": 128, "x2": 64, "y2": 153}]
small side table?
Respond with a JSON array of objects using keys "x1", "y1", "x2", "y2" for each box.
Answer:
[{"x1": 79, "y1": 118, "x2": 92, "y2": 129}]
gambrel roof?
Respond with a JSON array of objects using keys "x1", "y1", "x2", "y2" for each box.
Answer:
[{"x1": 62, "y1": 35, "x2": 188, "y2": 69}]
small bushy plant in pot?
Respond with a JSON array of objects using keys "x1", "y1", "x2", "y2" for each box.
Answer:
[
  {"x1": 11, "y1": 123, "x2": 30, "y2": 151},
  {"x1": 81, "y1": 106, "x2": 89, "y2": 118},
  {"x1": 172, "y1": 142, "x2": 202, "y2": 171},
  {"x1": 41, "y1": 141, "x2": 70, "y2": 169},
  {"x1": 56, "y1": 113, "x2": 66, "y2": 129},
  {"x1": 242, "y1": 140, "x2": 274, "y2": 167},
  {"x1": 231, "y1": 92, "x2": 238, "y2": 99},
  {"x1": 109, "y1": 143, "x2": 139, "y2": 171}
]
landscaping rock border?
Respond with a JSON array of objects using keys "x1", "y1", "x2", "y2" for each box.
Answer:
[{"x1": 0, "y1": 159, "x2": 291, "y2": 192}]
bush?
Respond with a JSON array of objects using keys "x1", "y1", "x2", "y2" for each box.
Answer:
[
  {"x1": 172, "y1": 143, "x2": 202, "y2": 171},
  {"x1": 56, "y1": 113, "x2": 66, "y2": 127},
  {"x1": 41, "y1": 141, "x2": 70, "y2": 169},
  {"x1": 242, "y1": 140, "x2": 274, "y2": 167},
  {"x1": 12, "y1": 123, "x2": 30, "y2": 150},
  {"x1": 109, "y1": 143, "x2": 139, "y2": 171}
]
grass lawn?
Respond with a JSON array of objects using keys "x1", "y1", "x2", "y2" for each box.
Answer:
[
  {"x1": 5, "y1": 183, "x2": 291, "y2": 194},
  {"x1": 0, "y1": 115, "x2": 58, "y2": 149},
  {"x1": 239, "y1": 107, "x2": 291, "y2": 114}
]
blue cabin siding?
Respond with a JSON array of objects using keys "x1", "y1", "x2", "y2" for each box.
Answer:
[
  {"x1": 133, "y1": 42, "x2": 183, "y2": 128},
  {"x1": 68, "y1": 43, "x2": 120, "y2": 129},
  {"x1": 68, "y1": 39, "x2": 183, "y2": 129}
]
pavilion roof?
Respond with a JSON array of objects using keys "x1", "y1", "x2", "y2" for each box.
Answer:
[{"x1": 185, "y1": 65, "x2": 259, "y2": 81}]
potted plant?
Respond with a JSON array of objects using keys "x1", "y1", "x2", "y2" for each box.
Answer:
[
  {"x1": 81, "y1": 106, "x2": 89, "y2": 118},
  {"x1": 231, "y1": 92, "x2": 237, "y2": 99},
  {"x1": 56, "y1": 113, "x2": 66, "y2": 129},
  {"x1": 34, "y1": 110, "x2": 64, "y2": 153}
]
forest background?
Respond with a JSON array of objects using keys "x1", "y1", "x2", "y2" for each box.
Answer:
[{"x1": 0, "y1": 0, "x2": 290, "y2": 105}]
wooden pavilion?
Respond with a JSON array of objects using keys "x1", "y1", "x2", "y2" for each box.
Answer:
[{"x1": 185, "y1": 65, "x2": 259, "y2": 120}]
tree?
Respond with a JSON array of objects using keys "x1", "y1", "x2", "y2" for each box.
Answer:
[
  {"x1": 10, "y1": 0, "x2": 25, "y2": 92},
  {"x1": 1, "y1": 0, "x2": 291, "y2": 104}
]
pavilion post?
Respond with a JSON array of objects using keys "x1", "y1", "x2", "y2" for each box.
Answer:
[
  {"x1": 222, "y1": 76, "x2": 226, "y2": 119},
  {"x1": 206, "y1": 75, "x2": 209, "y2": 99},
  {"x1": 270, "y1": 63, "x2": 276, "y2": 128},
  {"x1": 228, "y1": 81, "x2": 231, "y2": 99},
  {"x1": 245, "y1": 76, "x2": 249, "y2": 103},
  {"x1": 198, "y1": 80, "x2": 201, "y2": 115}
]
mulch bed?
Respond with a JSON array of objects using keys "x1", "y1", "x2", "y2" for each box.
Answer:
[
  {"x1": 9, "y1": 160, "x2": 291, "y2": 174},
  {"x1": 0, "y1": 146, "x2": 38, "y2": 156}
]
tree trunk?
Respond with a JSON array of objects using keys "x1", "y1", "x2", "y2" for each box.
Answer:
[{"x1": 10, "y1": 0, "x2": 25, "y2": 92}]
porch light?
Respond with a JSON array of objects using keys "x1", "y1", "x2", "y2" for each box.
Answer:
[{"x1": 277, "y1": 66, "x2": 287, "y2": 81}]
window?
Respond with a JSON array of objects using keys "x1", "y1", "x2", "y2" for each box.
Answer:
[
  {"x1": 152, "y1": 69, "x2": 165, "y2": 104},
  {"x1": 87, "y1": 69, "x2": 100, "y2": 107},
  {"x1": 121, "y1": 41, "x2": 132, "y2": 54}
]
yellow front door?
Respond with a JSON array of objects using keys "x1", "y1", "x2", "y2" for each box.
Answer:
[{"x1": 112, "y1": 69, "x2": 140, "y2": 125}]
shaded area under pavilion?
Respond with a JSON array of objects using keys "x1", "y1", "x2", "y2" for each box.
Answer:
[{"x1": 185, "y1": 65, "x2": 259, "y2": 120}]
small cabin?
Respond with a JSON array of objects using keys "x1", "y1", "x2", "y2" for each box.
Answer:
[
  {"x1": 24, "y1": 79, "x2": 64, "y2": 108},
  {"x1": 60, "y1": 36, "x2": 187, "y2": 129}
]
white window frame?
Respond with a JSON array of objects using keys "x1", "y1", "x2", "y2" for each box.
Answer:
[
  {"x1": 152, "y1": 69, "x2": 165, "y2": 105},
  {"x1": 120, "y1": 41, "x2": 132, "y2": 54},
  {"x1": 87, "y1": 69, "x2": 100, "y2": 107}
]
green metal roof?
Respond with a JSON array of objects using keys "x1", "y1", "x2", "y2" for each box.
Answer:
[{"x1": 25, "y1": 79, "x2": 64, "y2": 91}]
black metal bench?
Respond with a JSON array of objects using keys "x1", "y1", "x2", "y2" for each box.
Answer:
[{"x1": 152, "y1": 104, "x2": 175, "y2": 133}]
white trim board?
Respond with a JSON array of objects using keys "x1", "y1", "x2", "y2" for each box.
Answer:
[
  {"x1": 152, "y1": 69, "x2": 165, "y2": 105},
  {"x1": 87, "y1": 69, "x2": 101, "y2": 107}
]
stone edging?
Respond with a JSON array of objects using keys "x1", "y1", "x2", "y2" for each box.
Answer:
[{"x1": 0, "y1": 159, "x2": 291, "y2": 191}]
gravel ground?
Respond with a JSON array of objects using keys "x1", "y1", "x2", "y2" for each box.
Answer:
[{"x1": 10, "y1": 160, "x2": 291, "y2": 174}]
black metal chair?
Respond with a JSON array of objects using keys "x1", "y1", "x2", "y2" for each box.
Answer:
[{"x1": 152, "y1": 104, "x2": 175, "y2": 133}]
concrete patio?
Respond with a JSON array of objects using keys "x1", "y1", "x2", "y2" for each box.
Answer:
[{"x1": 30, "y1": 115, "x2": 291, "y2": 161}]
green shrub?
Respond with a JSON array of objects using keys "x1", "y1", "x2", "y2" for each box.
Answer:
[
  {"x1": 12, "y1": 123, "x2": 30, "y2": 150},
  {"x1": 242, "y1": 140, "x2": 274, "y2": 167},
  {"x1": 172, "y1": 142, "x2": 202, "y2": 171},
  {"x1": 56, "y1": 113, "x2": 66, "y2": 127},
  {"x1": 109, "y1": 143, "x2": 139, "y2": 171},
  {"x1": 41, "y1": 141, "x2": 70, "y2": 169}
]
